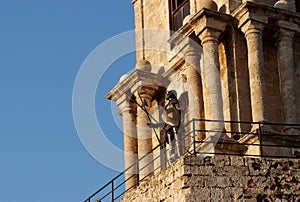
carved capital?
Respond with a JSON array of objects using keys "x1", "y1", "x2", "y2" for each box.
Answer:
[
  {"x1": 134, "y1": 85, "x2": 159, "y2": 107},
  {"x1": 118, "y1": 99, "x2": 136, "y2": 115},
  {"x1": 240, "y1": 19, "x2": 265, "y2": 38},
  {"x1": 277, "y1": 20, "x2": 298, "y2": 32},
  {"x1": 190, "y1": 9, "x2": 232, "y2": 41},
  {"x1": 193, "y1": 17, "x2": 227, "y2": 40},
  {"x1": 233, "y1": 2, "x2": 268, "y2": 36},
  {"x1": 198, "y1": 28, "x2": 222, "y2": 45},
  {"x1": 277, "y1": 29, "x2": 295, "y2": 45},
  {"x1": 182, "y1": 37, "x2": 202, "y2": 57},
  {"x1": 277, "y1": 20, "x2": 298, "y2": 44}
]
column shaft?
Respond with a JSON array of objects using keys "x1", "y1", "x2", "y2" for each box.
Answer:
[
  {"x1": 136, "y1": 94, "x2": 153, "y2": 179},
  {"x1": 184, "y1": 44, "x2": 205, "y2": 141},
  {"x1": 197, "y1": 30, "x2": 225, "y2": 154},
  {"x1": 243, "y1": 23, "x2": 267, "y2": 123},
  {"x1": 200, "y1": 32, "x2": 224, "y2": 125},
  {"x1": 278, "y1": 30, "x2": 297, "y2": 125},
  {"x1": 122, "y1": 108, "x2": 138, "y2": 190}
]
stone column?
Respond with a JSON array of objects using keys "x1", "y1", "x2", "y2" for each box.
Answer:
[
  {"x1": 118, "y1": 100, "x2": 138, "y2": 190},
  {"x1": 197, "y1": 28, "x2": 225, "y2": 154},
  {"x1": 198, "y1": 28, "x2": 224, "y2": 126},
  {"x1": 277, "y1": 21, "x2": 298, "y2": 128},
  {"x1": 184, "y1": 42, "x2": 205, "y2": 143},
  {"x1": 241, "y1": 20, "x2": 268, "y2": 123},
  {"x1": 135, "y1": 88, "x2": 154, "y2": 180}
]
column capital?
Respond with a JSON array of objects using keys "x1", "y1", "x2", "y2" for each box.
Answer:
[
  {"x1": 182, "y1": 37, "x2": 202, "y2": 57},
  {"x1": 118, "y1": 99, "x2": 136, "y2": 115},
  {"x1": 190, "y1": 9, "x2": 233, "y2": 42},
  {"x1": 233, "y1": 3, "x2": 268, "y2": 36},
  {"x1": 277, "y1": 20, "x2": 298, "y2": 43},
  {"x1": 198, "y1": 28, "x2": 222, "y2": 46},
  {"x1": 240, "y1": 19, "x2": 266, "y2": 38},
  {"x1": 277, "y1": 20, "x2": 298, "y2": 32},
  {"x1": 193, "y1": 16, "x2": 227, "y2": 42},
  {"x1": 135, "y1": 85, "x2": 158, "y2": 99},
  {"x1": 113, "y1": 92, "x2": 132, "y2": 113},
  {"x1": 277, "y1": 29, "x2": 295, "y2": 45}
]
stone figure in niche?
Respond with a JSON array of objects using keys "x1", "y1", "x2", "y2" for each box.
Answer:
[{"x1": 161, "y1": 90, "x2": 182, "y2": 161}]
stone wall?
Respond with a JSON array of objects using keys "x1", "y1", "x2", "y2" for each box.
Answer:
[
  {"x1": 121, "y1": 155, "x2": 300, "y2": 202},
  {"x1": 133, "y1": 0, "x2": 170, "y2": 71}
]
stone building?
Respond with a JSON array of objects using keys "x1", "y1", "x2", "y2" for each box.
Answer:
[{"x1": 98, "y1": 0, "x2": 300, "y2": 201}]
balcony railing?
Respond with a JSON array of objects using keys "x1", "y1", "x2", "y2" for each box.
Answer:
[{"x1": 83, "y1": 119, "x2": 300, "y2": 202}]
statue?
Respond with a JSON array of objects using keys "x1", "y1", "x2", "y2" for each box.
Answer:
[{"x1": 161, "y1": 90, "x2": 182, "y2": 161}]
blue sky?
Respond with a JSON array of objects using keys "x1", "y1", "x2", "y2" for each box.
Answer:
[{"x1": 0, "y1": 1, "x2": 135, "y2": 201}]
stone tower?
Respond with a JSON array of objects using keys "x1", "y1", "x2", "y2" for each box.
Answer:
[{"x1": 104, "y1": 0, "x2": 300, "y2": 201}]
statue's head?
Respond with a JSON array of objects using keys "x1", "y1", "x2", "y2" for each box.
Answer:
[{"x1": 166, "y1": 90, "x2": 177, "y2": 100}]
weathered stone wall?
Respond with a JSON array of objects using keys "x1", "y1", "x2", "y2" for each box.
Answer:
[
  {"x1": 120, "y1": 156, "x2": 191, "y2": 202},
  {"x1": 121, "y1": 155, "x2": 300, "y2": 202},
  {"x1": 133, "y1": 0, "x2": 170, "y2": 72}
]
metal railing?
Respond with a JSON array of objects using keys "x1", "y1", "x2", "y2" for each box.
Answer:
[{"x1": 84, "y1": 119, "x2": 300, "y2": 202}]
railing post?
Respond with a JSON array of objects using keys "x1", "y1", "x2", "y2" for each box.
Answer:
[
  {"x1": 136, "y1": 160, "x2": 139, "y2": 186},
  {"x1": 193, "y1": 118, "x2": 196, "y2": 155},
  {"x1": 258, "y1": 123, "x2": 263, "y2": 158},
  {"x1": 111, "y1": 181, "x2": 114, "y2": 202}
]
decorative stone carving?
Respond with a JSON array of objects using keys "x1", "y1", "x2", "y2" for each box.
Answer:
[
  {"x1": 274, "y1": 0, "x2": 295, "y2": 12},
  {"x1": 183, "y1": 15, "x2": 193, "y2": 25},
  {"x1": 135, "y1": 59, "x2": 151, "y2": 72},
  {"x1": 197, "y1": 0, "x2": 218, "y2": 11},
  {"x1": 119, "y1": 73, "x2": 129, "y2": 83}
]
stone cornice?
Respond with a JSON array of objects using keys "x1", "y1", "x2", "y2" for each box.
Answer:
[
  {"x1": 233, "y1": 2, "x2": 300, "y2": 29},
  {"x1": 190, "y1": 8, "x2": 235, "y2": 37},
  {"x1": 168, "y1": 9, "x2": 235, "y2": 48},
  {"x1": 105, "y1": 69, "x2": 169, "y2": 105}
]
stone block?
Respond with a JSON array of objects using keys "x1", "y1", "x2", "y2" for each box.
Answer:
[
  {"x1": 224, "y1": 187, "x2": 243, "y2": 201},
  {"x1": 198, "y1": 166, "x2": 214, "y2": 176},
  {"x1": 183, "y1": 164, "x2": 191, "y2": 176},
  {"x1": 205, "y1": 176, "x2": 219, "y2": 187},
  {"x1": 210, "y1": 188, "x2": 224, "y2": 202},
  {"x1": 230, "y1": 176, "x2": 252, "y2": 188},
  {"x1": 191, "y1": 188, "x2": 211, "y2": 201},
  {"x1": 230, "y1": 156, "x2": 245, "y2": 166}
]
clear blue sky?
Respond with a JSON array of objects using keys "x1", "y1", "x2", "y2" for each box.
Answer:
[{"x1": 0, "y1": 1, "x2": 135, "y2": 201}]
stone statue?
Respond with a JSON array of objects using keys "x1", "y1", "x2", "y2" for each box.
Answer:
[{"x1": 161, "y1": 90, "x2": 182, "y2": 161}]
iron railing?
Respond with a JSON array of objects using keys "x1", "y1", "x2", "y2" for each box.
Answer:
[{"x1": 84, "y1": 119, "x2": 300, "y2": 202}]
